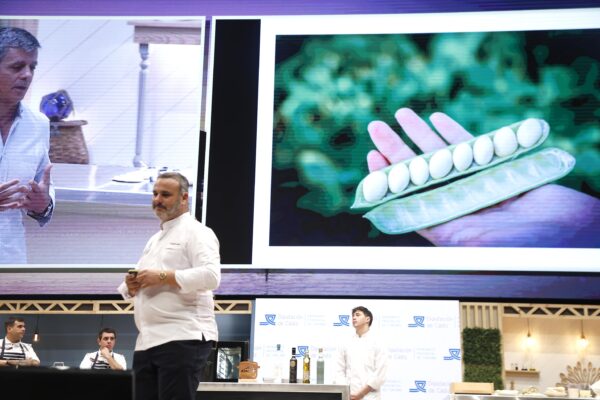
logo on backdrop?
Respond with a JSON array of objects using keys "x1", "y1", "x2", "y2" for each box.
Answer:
[
  {"x1": 409, "y1": 380, "x2": 427, "y2": 393},
  {"x1": 408, "y1": 316, "x2": 425, "y2": 328},
  {"x1": 259, "y1": 314, "x2": 277, "y2": 326},
  {"x1": 296, "y1": 346, "x2": 309, "y2": 358},
  {"x1": 443, "y1": 348, "x2": 461, "y2": 360},
  {"x1": 333, "y1": 315, "x2": 350, "y2": 327}
]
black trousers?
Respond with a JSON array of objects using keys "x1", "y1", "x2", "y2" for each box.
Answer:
[{"x1": 133, "y1": 339, "x2": 213, "y2": 400}]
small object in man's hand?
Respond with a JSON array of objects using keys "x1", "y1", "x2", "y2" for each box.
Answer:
[{"x1": 128, "y1": 269, "x2": 138, "y2": 277}]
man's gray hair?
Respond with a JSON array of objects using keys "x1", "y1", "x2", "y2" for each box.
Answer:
[
  {"x1": 0, "y1": 27, "x2": 40, "y2": 62},
  {"x1": 157, "y1": 172, "x2": 190, "y2": 196}
]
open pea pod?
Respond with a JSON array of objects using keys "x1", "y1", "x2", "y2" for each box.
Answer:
[
  {"x1": 352, "y1": 118, "x2": 549, "y2": 210},
  {"x1": 364, "y1": 148, "x2": 575, "y2": 235}
]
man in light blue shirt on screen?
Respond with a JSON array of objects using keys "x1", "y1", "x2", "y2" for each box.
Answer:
[{"x1": 0, "y1": 27, "x2": 54, "y2": 264}]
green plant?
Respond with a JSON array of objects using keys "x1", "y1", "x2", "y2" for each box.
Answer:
[{"x1": 462, "y1": 327, "x2": 503, "y2": 390}]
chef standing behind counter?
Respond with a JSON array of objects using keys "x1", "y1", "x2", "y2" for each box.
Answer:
[{"x1": 334, "y1": 306, "x2": 389, "y2": 400}]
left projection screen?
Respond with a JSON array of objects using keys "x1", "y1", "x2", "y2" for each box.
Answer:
[{"x1": 0, "y1": 17, "x2": 205, "y2": 268}]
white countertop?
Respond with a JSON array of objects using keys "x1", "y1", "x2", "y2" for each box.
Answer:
[
  {"x1": 198, "y1": 382, "x2": 349, "y2": 399},
  {"x1": 53, "y1": 163, "x2": 194, "y2": 206},
  {"x1": 448, "y1": 395, "x2": 595, "y2": 400}
]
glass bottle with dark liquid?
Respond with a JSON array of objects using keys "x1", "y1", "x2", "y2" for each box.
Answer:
[{"x1": 289, "y1": 347, "x2": 297, "y2": 383}]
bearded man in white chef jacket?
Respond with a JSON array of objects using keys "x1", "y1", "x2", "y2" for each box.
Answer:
[{"x1": 119, "y1": 171, "x2": 220, "y2": 400}]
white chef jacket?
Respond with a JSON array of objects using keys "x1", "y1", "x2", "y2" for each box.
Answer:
[
  {"x1": 334, "y1": 329, "x2": 389, "y2": 400},
  {"x1": 0, "y1": 103, "x2": 54, "y2": 264},
  {"x1": 0, "y1": 337, "x2": 40, "y2": 362},
  {"x1": 118, "y1": 212, "x2": 220, "y2": 351},
  {"x1": 79, "y1": 350, "x2": 127, "y2": 370}
]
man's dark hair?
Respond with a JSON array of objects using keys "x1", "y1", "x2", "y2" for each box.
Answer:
[
  {"x1": 157, "y1": 171, "x2": 190, "y2": 197},
  {"x1": 4, "y1": 316, "x2": 25, "y2": 333},
  {"x1": 0, "y1": 27, "x2": 40, "y2": 62},
  {"x1": 98, "y1": 327, "x2": 117, "y2": 340},
  {"x1": 352, "y1": 306, "x2": 373, "y2": 327}
]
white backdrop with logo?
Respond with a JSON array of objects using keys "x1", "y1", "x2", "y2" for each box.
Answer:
[{"x1": 252, "y1": 298, "x2": 461, "y2": 400}]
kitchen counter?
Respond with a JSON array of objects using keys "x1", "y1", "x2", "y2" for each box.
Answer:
[
  {"x1": 22, "y1": 163, "x2": 198, "y2": 264},
  {"x1": 53, "y1": 163, "x2": 155, "y2": 206},
  {"x1": 447, "y1": 395, "x2": 595, "y2": 399},
  {"x1": 24, "y1": 163, "x2": 197, "y2": 264},
  {"x1": 197, "y1": 382, "x2": 349, "y2": 400}
]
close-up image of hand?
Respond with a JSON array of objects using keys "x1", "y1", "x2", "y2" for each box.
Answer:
[
  {"x1": 0, "y1": 179, "x2": 28, "y2": 212},
  {"x1": 19, "y1": 164, "x2": 53, "y2": 214},
  {"x1": 366, "y1": 108, "x2": 600, "y2": 247}
]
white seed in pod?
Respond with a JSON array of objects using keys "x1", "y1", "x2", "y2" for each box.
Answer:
[
  {"x1": 388, "y1": 162, "x2": 410, "y2": 194},
  {"x1": 362, "y1": 170, "x2": 388, "y2": 202},
  {"x1": 493, "y1": 126, "x2": 518, "y2": 157},
  {"x1": 452, "y1": 142, "x2": 473, "y2": 172},
  {"x1": 429, "y1": 148, "x2": 453, "y2": 179},
  {"x1": 473, "y1": 135, "x2": 494, "y2": 165},
  {"x1": 517, "y1": 118, "x2": 544, "y2": 148},
  {"x1": 409, "y1": 157, "x2": 429, "y2": 186}
]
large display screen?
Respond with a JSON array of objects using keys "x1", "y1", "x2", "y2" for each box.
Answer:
[
  {"x1": 2, "y1": 2, "x2": 599, "y2": 299},
  {"x1": 205, "y1": 9, "x2": 600, "y2": 273}
]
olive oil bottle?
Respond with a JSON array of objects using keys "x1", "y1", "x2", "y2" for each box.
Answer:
[
  {"x1": 289, "y1": 347, "x2": 297, "y2": 383},
  {"x1": 302, "y1": 348, "x2": 311, "y2": 384}
]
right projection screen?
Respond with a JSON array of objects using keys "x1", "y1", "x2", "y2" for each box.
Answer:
[{"x1": 206, "y1": 8, "x2": 600, "y2": 272}]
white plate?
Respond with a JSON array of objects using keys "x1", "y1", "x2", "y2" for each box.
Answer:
[
  {"x1": 495, "y1": 390, "x2": 520, "y2": 396},
  {"x1": 544, "y1": 392, "x2": 566, "y2": 398}
]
